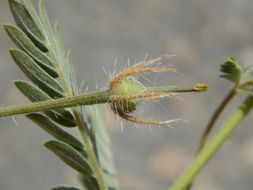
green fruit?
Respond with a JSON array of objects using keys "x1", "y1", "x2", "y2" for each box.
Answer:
[{"x1": 111, "y1": 76, "x2": 146, "y2": 114}]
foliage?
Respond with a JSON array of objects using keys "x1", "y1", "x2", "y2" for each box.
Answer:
[{"x1": 5, "y1": 0, "x2": 118, "y2": 189}]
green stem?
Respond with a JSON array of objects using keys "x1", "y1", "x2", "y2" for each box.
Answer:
[
  {"x1": 186, "y1": 87, "x2": 237, "y2": 190},
  {"x1": 170, "y1": 95, "x2": 253, "y2": 190},
  {"x1": 0, "y1": 84, "x2": 207, "y2": 118},
  {"x1": 0, "y1": 90, "x2": 111, "y2": 117},
  {"x1": 147, "y1": 83, "x2": 208, "y2": 93},
  {"x1": 196, "y1": 87, "x2": 236, "y2": 154}
]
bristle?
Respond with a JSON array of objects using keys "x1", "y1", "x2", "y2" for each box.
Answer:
[
  {"x1": 118, "y1": 111, "x2": 181, "y2": 126},
  {"x1": 109, "y1": 67, "x2": 175, "y2": 89}
]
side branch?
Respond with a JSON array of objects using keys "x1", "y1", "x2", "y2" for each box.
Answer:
[{"x1": 170, "y1": 95, "x2": 253, "y2": 190}]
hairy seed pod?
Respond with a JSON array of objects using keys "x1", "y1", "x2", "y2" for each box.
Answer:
[
  {"x1": 107, "y1": 56, "x2": 207, "y2": 126},
  {"x1": 110, "y1": 76, "x2": 145, "y2": 114}
]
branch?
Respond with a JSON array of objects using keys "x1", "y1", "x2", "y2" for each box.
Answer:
[{"x1": 170, "y1": 95, "x2": 253, "y2": 190}]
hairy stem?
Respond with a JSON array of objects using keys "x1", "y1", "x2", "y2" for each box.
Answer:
[
  {"x1": 0, "y1": 90, "x2": 111, "y2": 117},
  {"x1": 147, "y1": 84, "x2": 208, "y2": 93},
  {"x1": 170, "y1": 95, "x2": 253, "y2": 190},
  {"x1": 0, "y1": 84, "x2": 207, "y2": 118}
]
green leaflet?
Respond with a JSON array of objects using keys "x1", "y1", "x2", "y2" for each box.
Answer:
[
  {"x1": 9, "y1": 0, "x2": 47, "y2": 52},
  {"x1": 220, "y1": 57, "x2": 253, "y2": 95},
  {"x1": 220, "y1": 56, "x2": 242, "y2": 83},
  {"x1": 45, "y1": 140, "x2": 92, "y2": 176},
  {"x1": 44, "y1": 110, "x2": 76, "y2": 127},
  {"x1": 79, "y1": 174, "x2": 117, "y2": 190},
  {"x1": 77, "y1": 175, "x2": 100, "y2": 190},
  {"x1": 23, "y1": 0, "x2": 44, "y2": 33},
  {"x1": 54, "y1": 23, "x2": 65, "y2": 61},
  {"x1": 26, "y1": 113, "x2": 82, "y2": 150},
  {"x1": 10, "y1": 49, "x2": 64, "y2": 98},
  {"x1": 15, "y1": 80, "x2": 76, "y2": 127},
  {"x1": 242, "y1": 65, "x2": 253, "y2": 84},
  {"x1": 51, "y1": 186, "x2": 81, "y2": 190},
  {"x1": 4, "y1": 24, "x2": 58, "y2": 78},
  {"x1": 38, "y1": 0, "x2": 54, "y2": 43}
]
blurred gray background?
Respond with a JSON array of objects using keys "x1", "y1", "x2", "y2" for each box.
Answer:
[{"x1": 1, "y1": 0, "x2": 253, "y2": 190}]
